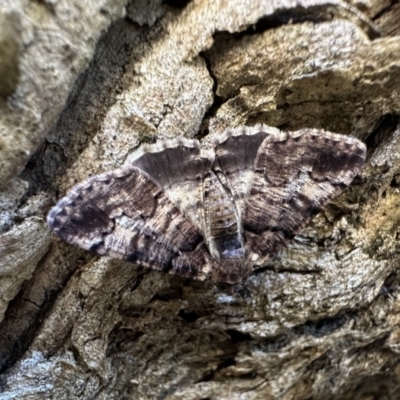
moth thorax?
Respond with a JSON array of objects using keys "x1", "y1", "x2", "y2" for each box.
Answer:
[{"x1": 203, "y1": 171, "x2": 245, "y2": 262}]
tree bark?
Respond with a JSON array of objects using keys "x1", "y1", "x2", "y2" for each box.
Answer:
[{"x1": 1, "y1": 0, "x2": 400, "y2": 399}]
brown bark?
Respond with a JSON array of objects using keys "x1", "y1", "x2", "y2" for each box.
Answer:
[{"x1": 1, "y1": 0, "x2": 400, "y2": 399}]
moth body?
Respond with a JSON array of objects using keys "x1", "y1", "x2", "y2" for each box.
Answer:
[{"x1": 47, "y1": 125, "x2": 366, "y2": 284}]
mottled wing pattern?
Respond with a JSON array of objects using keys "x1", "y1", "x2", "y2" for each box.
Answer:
[
  {"x1": 243, "y1": 128, "x2": 366, "y2": 267},
  {"x1": 47, "y1": 166, "x2": 212, "y2": 280},
  {"x1": 47, "y1": 125, "x2": 366, "y2": 285},
  {"x1": 130, "y1": 139, "x2": 213, "y2": 232},
  {"x1": 212, "y1": 126, "x2": 272, "y2": 219}
]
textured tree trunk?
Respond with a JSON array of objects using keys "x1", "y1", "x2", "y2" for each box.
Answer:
[{"x1": 1, "y1": 0, "x2": 400, "y2": 399}]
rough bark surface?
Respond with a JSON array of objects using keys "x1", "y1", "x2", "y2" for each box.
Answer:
[{"x1": 0, "y1": 0, "x2": 399, "y2": 399}]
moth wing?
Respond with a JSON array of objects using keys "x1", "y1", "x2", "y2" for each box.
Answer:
[
  {"x1": 212, "y1": 125, "x2": 272, "y2": 219},
  {"x1": 130, "y1": 139, "x2": 213, "y2": 232},
  {"x1": 243, "y1": 128, "x2": 366, "y2": 267},
  {"x1": 47, "y1": 166, "x2": 212, "y2": 281}
]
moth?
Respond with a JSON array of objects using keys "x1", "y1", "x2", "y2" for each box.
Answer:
[{"x1": 47, "y1": 125, "x2": 366, "y2": 284}]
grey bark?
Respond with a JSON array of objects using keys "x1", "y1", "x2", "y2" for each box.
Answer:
[{"x1": 1, "y1": 0, "x2": 400, "y2": 399}]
